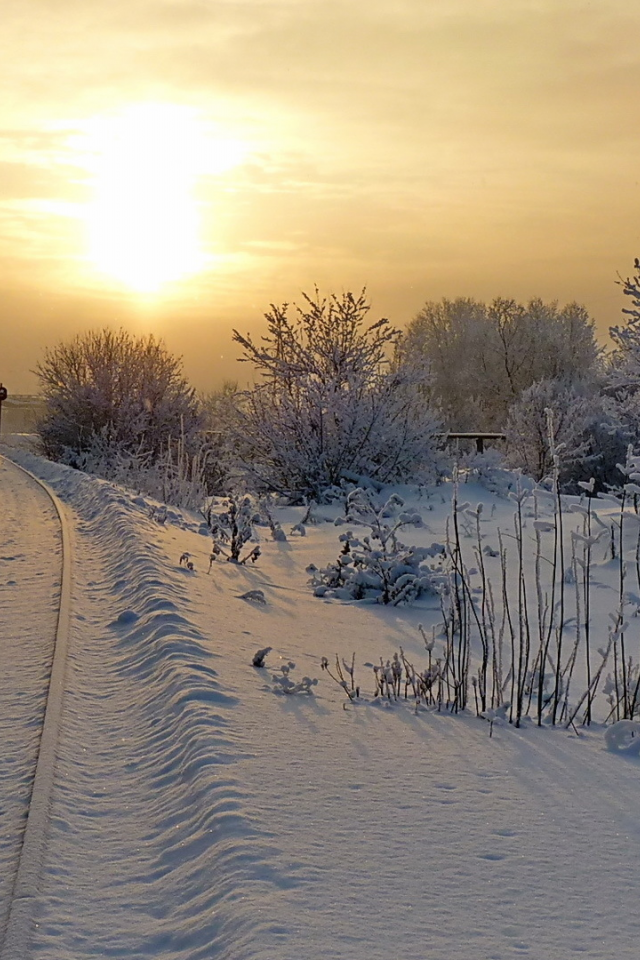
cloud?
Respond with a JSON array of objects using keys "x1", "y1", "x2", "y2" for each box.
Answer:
[{"x1": 1, "y1": 0, "x2": 639, "y2": 391}]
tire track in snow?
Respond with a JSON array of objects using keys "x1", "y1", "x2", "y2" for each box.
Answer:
[{"x1": 0, "y1": 455, "x2": 72, "y2": 960}]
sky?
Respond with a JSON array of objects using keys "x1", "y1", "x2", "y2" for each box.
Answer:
[{"x1": 1, "y1": 0, "x2": 639, "y2": 394}]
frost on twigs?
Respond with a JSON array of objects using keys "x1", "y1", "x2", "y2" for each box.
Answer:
[
  {"x1": 203, "y1": 495, "x2": 261, "y2": 567},
  {"x1": 320, "y1": 633, "x2": 443, "y2": 712},
  {"x1": 372, "y1": 648, "x2": 440, "y2": 707},
  {"x1": 307, "y1": 488, "x2": 445, "y2": 604},
  {"x1": 321, "y1": 654, "x2": 360, "y2": 701},
  {"x1": 270, "y1": 662, "x2": 318, "y2": 695},
  {"x1": 178, "y1": 552, "x2": 195, "y2": 572},
  {"x1": 230, "y1": 289, "x2": 443, "y2": 501}
]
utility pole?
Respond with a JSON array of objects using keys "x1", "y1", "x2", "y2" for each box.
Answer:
[{"x1": 0, "y1": 383, "x2": 7, "y2": 437}]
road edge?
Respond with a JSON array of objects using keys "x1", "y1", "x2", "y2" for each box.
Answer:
[{"x1": 0, "y1": 456, "x2": 73, "y2": 960}]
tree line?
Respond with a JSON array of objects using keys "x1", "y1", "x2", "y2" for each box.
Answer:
[{"x1": 33, "y1": 260, "x2": 640, "y2": 500}]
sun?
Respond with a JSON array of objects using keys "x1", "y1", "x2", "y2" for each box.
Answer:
[{"x1": 81, "y1": 103, "x2": 244, "y2": 294}]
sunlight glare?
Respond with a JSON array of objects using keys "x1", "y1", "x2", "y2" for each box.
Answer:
[{"x1": 82, "y1": 103, "x2": 244, "y2": 293}]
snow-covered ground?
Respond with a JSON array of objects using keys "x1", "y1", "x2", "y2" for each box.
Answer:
[
  {"x1": 2, "y1": 447, "x2": 640, "y2": 959},
  {"x1": 0, "y1": 458, "x2": 61, "y2": 936}
]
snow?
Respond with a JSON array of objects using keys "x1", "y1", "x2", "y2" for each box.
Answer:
[
  {"x1": 2, "y1": 448, "x2": 640, "y2": 959},
  {"x1": 0, "y1": 458, "x2": 61, "y2": 935}
]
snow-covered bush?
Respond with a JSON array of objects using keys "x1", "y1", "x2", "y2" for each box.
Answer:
[
  {"x1": 70, "y1": 429, "x2": 210, "y2": 510},
  {"x1": 229, "y1": 289, "x2": 444, "y2": 500},
  {"x1": 504, "y1": 378, "x2": 613, "y2": 489},
  {"x1": 260, "y1": 497, "x2": 288, "y2": 541},
  {"x1": 307, "y1": 488, "x2": 446, "y2": 604},
  {"x1": 36, "y1": 328, "x2": 202, "y2": 465},
  {"x1": 604, "y1": 720, "x2": 640, "y2": 754},
  {"x1": 458, "y1": 447, "x2": 517, "y2": 497},
  {"x1": 205, "y1": 495, "x2": 261, "y2": 565},
  {"x1": 270, "y1": 662, "x2": 318, "y2": 695}
]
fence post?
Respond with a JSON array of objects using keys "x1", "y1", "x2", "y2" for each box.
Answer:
[{"x1": 0, "y1": 384, "x2": 7, "y2": 436}]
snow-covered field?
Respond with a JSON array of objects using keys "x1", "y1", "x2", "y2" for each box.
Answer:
[{"x1": 2, "y1": 446, "x2": 640, "y2": 959}]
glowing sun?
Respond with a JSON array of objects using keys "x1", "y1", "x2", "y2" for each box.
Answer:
[{"x1": 82, "y1": 103, "x2": 243, "y2": 293}]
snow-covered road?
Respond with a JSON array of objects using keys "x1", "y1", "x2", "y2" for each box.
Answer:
[{"x1": 0, "y1": 457, "x2": 62, "y2": 941}]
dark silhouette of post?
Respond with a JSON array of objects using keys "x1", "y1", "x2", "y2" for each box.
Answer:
[
  {"x1": 438, "y1": 431, "x2": 505, "y2": 453},
  {"x1": 0, "y1": 384, "x2": 7, "y2": 436}
]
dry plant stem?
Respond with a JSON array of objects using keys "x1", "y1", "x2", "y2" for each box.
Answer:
[
  {"x1": 628, "y1": 662, "x2": 640, "y2": 718},
  {"x1": 488, "y1": 579, "x2": 503, "y2": 710},
  {"x1": 606, "y1": 489, "x2": 629, "y2": 721},
  {"x1": 551, "y1": 471, "x2": 566, "y2": 726},
  {"x1": 497, "y1": 529, "x2": 516, "y2": 722},
  {"x1": 450, "y1": 522, "x2": 492, "y2": 712},
  {"x1": 533, "y1": 495, "x2": 549, "y2": 642},
  {"x1": 567, "y1": 628, "x2": 615, "y2": 728},
  {"x1": 617, "y1": 491, "x2": 629, "y2": 717},
  {"x1": 603, "y1": 657, "x2": 634, "y2": 722},
  {"x1": 513, "y1": 506, "x2": 524, "y2": 725},
  {"x1": 525, "y1": 648, "x2": 539, "y2": 717},
  {"x1": 472, "y1": 677, "x2": 480, "y2": 716},
  {"x1": 428, "y1": 650, "x2": 435, "y2": 706},
  {"x1": 513, "y1": 493, "x2": 532, "y2": 727},
  {"x1": 636, "y1": 521, "x2": 640, "y2": 603},
  {"x1": 399, "y1": 649, "x2": 418, "y2": 700},
  {"x1": 346, "y1": 651, "x2": 356, "y2": 693},
  {"x1": 613, "y1": 639, "x2": 621, "y2": 722},
  {"x1": 417, "y1": 624, "x2": 436, "y2": 706},
  {"x1": 583, "y1": 495, "x2": 594, "y2": 724},
  {"x1": 322, "y1": 654, "x2": 357, "y2": 701},
  {"x1": 449, "y1": 480, "x2": 469, "y2": 711},
  {"x1": 530, "y1": 492, "x2": 552, "y2": 717},
  {"x1": 539, "y1": 407, "x2": 567, "y2": 727},
  {"x1": 440, "y1": 591, "x2": 454, "y2": 706},
  {"x1": 532, "y1": 512, "x2": 547, "y2": 718},
  {"x1": 559, "y1": 546, "x2": 582, "y2": 724},
  {"x1": 473, "y1": 508, "x2": 490, "y2": 712},
  {"x1": 537, "y1": 504, "x2": 558, "y2": 726}
]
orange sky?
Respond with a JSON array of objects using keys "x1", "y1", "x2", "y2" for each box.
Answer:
[{"x1": 1, "y1": 0, "x2": 639, "y2": 393}]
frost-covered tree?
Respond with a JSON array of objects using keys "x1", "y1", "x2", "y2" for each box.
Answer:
[
  {"x1": 609, "y1": 260, "x2": 640, "y2": 393},
  {"x1": 505, "y1": 378, "x2": 625, "y2": 490},
  {"x1": 36, "y1": 328, "x2": 202, "y2": 463},
  {"x1": 198, "y1": 381, "x2": 241, "y2": 494},
  {"x1": 399, "y1": 297, "x2": 601, "y2": 430},
  {"x1": 590, "y1": 260, "x2": 640, "y2": 469},
  {"x1": 230, "y1": 289, "x2": 443, "y2": 499}
]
